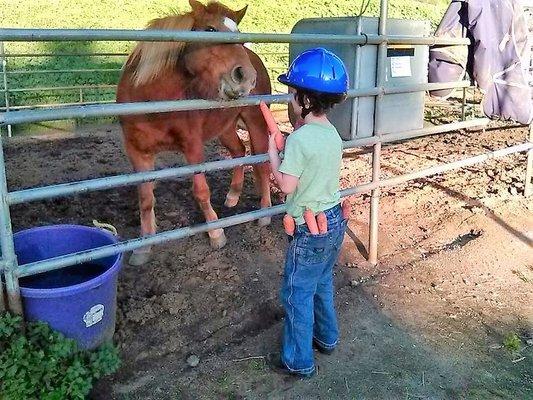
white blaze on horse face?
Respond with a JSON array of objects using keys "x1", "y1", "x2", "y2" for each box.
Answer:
[{"x1": 223, "y1": 17, "x2": 239, "y2": 32}]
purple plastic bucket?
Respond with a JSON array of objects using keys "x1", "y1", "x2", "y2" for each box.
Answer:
[{"x1": 13, "y1": 225, "x2": 122, "y2": 350}]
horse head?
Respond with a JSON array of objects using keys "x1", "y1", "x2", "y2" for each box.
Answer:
[{"x1": 128, "y1": 0, "x2": 257, "y2": 101}]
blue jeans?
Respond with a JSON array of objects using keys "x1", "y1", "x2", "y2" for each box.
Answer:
[{"x1": 280, "y1": 203, "x2": 347, "y2": 375}]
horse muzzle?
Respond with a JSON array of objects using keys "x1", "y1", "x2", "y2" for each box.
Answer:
[{"x1": 220, "y1": 65, "x2": 257, "y2": 100}]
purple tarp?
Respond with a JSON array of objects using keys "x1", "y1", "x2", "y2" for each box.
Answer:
[{"x1": 428, "y1": 0, "x2": 533, "y2": 124}]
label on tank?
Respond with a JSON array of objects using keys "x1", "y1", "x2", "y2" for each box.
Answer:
[
  {"x1": 390, "y1": 56, "x2": 412, "y2": 78},
  {"x1": 83, "y1": 304, "x2": 105, "y2": 327},
  {"x1": 390, "y1": 57, "x2": 411, "y2": 78}
]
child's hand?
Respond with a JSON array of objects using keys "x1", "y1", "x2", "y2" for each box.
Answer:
[{"x1": 268, "y1": 132, "x2": 280, "y2": 154}]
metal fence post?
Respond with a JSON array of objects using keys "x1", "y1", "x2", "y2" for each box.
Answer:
[
  {"x1": 0, "y1": 264, "x2": 4, "y2": 311},
  {"x1": 368, "y1": 0, "x2": 388, "y2": 265},
  {"x1": 0, "y1": 42, "x2": 12, "y2": 137},
  {"x1": 461, "y1": 87, "x2": 466, "y2": 121},
  {"x1": 0, "y1": 134, "x2": 22, "y2": 314},
  {"x1": 525, "y1": 123, "x2": 533, "y2": 197},
  {"x1": 349, "y1": 18, "x2": 363, "y2": 140}
]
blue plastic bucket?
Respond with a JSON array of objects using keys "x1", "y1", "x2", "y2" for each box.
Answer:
[{"x1": 13, "y1": 225, "x2": 123, "y2": 350}]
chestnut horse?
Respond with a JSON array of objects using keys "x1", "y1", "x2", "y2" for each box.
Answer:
[{"x1": 117, "y1": 0, "x2": 272, "y2": 265}]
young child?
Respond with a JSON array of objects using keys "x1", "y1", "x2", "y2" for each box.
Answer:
[{"x1": 267, "y1": 47, "x2": 349, "y2": 378}]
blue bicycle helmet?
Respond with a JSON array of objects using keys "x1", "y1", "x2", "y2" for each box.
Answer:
[{"x1": 278, "y1": 47, "x2": 349, "y2": 95}]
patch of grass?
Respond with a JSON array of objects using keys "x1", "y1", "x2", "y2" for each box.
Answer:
[
  {"x1": 463, "y1": 387, "x2": 511, "y2": 399},
  {"x1": 217, "y1": 374, "x2": 231, "y2": 392},
  {"x1": 216, "y1": 373, "x2": 240, "y2": 400},
  {"x1": 174, "y1": 386, "x2": 183, "y2": 400},
  {"x1": 503, "y1": 333, "x2": 522, "y2": 353},
  {"x1": 248, "y1": 359, "x2": 266, "y2": 372}
]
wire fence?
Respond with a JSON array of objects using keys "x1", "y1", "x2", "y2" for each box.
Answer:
[{"x1": 0, "y1": 45, "x2": 290, "y2": 113}]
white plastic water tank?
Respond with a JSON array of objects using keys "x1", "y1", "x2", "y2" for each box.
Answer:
[{"x1": 289, "y1": 17, "x2": 430, "y2": 140}]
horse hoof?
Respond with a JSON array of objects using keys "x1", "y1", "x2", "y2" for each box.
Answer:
[
  {"x1": 209, "y1": 229, "x2": 227, "y2": 249},
  {"x1": 224, "y1": 193, "x2": 240, "y2": 208},
  {"x1": 258, "y1": 216, "x2": 271, "y2": 227},
  {"x1": 129, "y1": 248, "x2": 152, "y2": 266}
]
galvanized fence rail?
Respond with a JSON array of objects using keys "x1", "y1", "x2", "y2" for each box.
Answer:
[
  {"x1": 0, "y1": 1, "x2": 531, "y2": 316},
  {"x1": 0, "y1": 44, "x2": 290, "y2": 136}
]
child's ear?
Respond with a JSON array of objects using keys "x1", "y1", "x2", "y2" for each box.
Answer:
[{"x1": 294, "y1": 92, "x2": 306, "y2": 108}]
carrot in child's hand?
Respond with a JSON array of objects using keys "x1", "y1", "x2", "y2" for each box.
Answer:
[
  {"x1": 303, "y1": 209, "x2": 319, "y2": 235},
  {"x1": 283, "y1": 214, "x2": 295, "y2": 236},
  {"x1": 317, "y1": 212, "x2": 328, "y2": 234},
  {"x1": 259, "y1": 101, "x2": 280, "y2": 135},
  {"x1": 341, "y1": 199, "x2": 351, "y2": 219},
  {"x1": 259, "y1": 101, "x2": 285, "y2": 151}
]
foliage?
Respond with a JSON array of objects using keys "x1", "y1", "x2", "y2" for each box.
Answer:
[
  {"x1": 503, "y1": 333, "x2": 522, "y2": 353},
  {"x1": 0, "y1": 0, "x2": 450, "y2": 133},
  {"x1": 0, "y1": 312, "x2": 120, "y2": 400}
]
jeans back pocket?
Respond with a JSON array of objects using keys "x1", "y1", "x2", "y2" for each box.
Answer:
[{"x1": 295, "y1": 235, "x2": 331, "y2": 265}]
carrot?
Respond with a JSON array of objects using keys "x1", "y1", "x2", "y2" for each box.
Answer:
[
  {"x1": 341, "y1": 199, "x2": 351, "y2": 219},
  {"x1": 259, "y1": 101, "x2": 285, "y2": 151},
  {"x1": 283, "y1": 214, "x2": 295, "y2": 236},
  {"x1": 317, "y1": 212, "x2": 328, "y2": 234},
  {"x1": 303, "y1": 209, "x2": 319, "y2": 235}
]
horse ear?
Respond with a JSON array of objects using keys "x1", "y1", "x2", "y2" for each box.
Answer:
[
  {"x1": 233, "y1": 5, "x2": 248, "y2": 24},
  {"x1": 189, "y1": 0, "x2": 205, "y2": 15}
]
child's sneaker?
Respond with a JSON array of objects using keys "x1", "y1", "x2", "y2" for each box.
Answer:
[
  {"x1": 312, "y1": 339, "x2": 335, "y2": 355},
  {"x1": 265, "y1": 353, "x2": 316, "y2": 379}
]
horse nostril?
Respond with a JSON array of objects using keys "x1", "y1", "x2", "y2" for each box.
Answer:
[{"x1": 231, "y1": 66, "x2": 245, "y2": 83}]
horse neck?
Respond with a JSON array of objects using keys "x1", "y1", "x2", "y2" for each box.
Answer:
[{"x1": 118, "y1": 64, "x2": 187, "y2": 102}]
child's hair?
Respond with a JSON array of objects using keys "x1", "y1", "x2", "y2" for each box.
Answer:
[{"x1": 295, "y1": 89, "x2": 346, "y2": 118}]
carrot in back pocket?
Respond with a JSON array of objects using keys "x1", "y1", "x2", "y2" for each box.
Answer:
[
  {"x1": 283, "y1": 214, "x2": 295, "y2": 236},
  {"x1": 316, "y1": 212, "x2": 328, "y2": 234},
  {"x1": 303, "y1": 209, "x2": 319, "y2": 235}
]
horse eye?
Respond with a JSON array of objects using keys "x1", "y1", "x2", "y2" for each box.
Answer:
[{"x1": 205, "y1": 26, "x2": 217, "y2": 32}]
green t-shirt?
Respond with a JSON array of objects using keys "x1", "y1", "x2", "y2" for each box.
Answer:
[{"x1": 279, "y1": 121, "x2": 342, "y2": 225}]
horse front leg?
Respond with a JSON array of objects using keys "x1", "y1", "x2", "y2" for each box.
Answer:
[
  {"x1": 240, "y1": 107, "x2": 272, "y2": 226},
  {"x1": 185, "y1": 147, "x2": 227, "y2": 249},
  {"x1": 219, "y1": 127, "x2": 246, "y2": 208},
  {"x1": 127, "y1": 147, "x2": 156, "y2": 266}
]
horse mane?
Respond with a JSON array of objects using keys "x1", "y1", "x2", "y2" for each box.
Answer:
[
  {"x1": 127, "y1": 2, "x2": 245, "y2": 88},
  {"x1": 128, "y1": 13, "x2": 195, "y2": 87}
]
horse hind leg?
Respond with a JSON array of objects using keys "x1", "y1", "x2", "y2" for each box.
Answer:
[
  {"x1": 185, "y1": 144, "x2": 227, "y2": 249},
  {"x1": 219, "y1": 126, "x2": 246, "y2": 208}
]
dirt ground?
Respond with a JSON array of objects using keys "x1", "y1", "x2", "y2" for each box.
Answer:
[{"x1": 4, "y1": 113, "x2": 532, "y2": 399}]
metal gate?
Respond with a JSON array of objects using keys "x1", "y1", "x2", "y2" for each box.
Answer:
[{"x1": 0, "y1": 0, "x2": 531, "y2": 316}]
